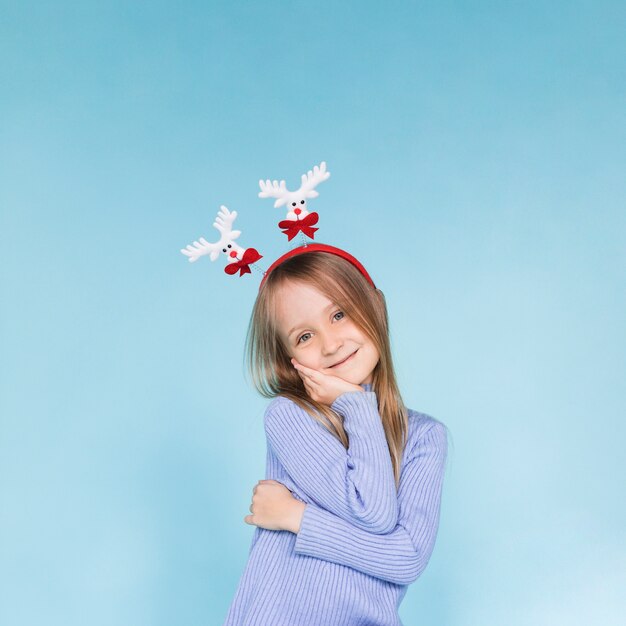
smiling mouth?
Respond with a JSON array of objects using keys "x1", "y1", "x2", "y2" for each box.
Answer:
[{"x1": 330, "y1": 349, "x2": 358, "y2": 368}]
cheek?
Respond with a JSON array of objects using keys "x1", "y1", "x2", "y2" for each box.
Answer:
[
  {"x1": 301, "y1": 355, "x2": 321, "y2": 369},
  {"x1": 363, "y1": 342, "x2": 380, "y2": 364},
  {"x1": 292, "y1": 350, "x2": 313, "y2": 367}
]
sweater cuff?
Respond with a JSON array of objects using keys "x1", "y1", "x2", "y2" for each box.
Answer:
[
  {"x1": 330, "y1": 390, "x2": 378, "y2": 416},
  {"x1": 294, "y1": 502, "x2": 327, "y2": 553}
]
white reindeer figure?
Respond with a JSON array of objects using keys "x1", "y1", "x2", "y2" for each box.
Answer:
[
  {"x1": 258, "y1": 161, "x2": 330, "y2": 241},
  {"x1": 180, "y1": 205, "x2": 263, "y2": 277}
]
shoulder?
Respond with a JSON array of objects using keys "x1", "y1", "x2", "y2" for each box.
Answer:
[
  {"x1": 265, "y1": 394, "x2": 306, "y2": 414},
  {"x1": 263, "y1": 395, "x2": 313, "y2": 428},
  {"x1": 263, "y1": 396, "x2": 337, "y2": 441},
  {"x1": 406, "y1": 406, "x2": 445, "y2": 436},
  {"x1": 264, "y1": 395, "x2": 293, "y2": 421},
  {"x1": 406, "y1": 407, "x2": 449, "y2": 455},
  {"x1": 265, "y1": 395, "x2": 292, "y2": 413}
]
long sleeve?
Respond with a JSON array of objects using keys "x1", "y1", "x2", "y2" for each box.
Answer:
[
  {"x1": 264, "y1": 390, "x2": 398, "y2": 534},
  {"x1": 292, "y1": 420, "x2": 448, "y2": 586}
]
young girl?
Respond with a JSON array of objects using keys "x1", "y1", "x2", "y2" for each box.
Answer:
[{"x1": 222, "y1": 249, "x2": 449, "y2": 626}]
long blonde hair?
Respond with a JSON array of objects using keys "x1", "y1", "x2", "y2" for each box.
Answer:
[{"x1": 244, "y1": 251, "x2": 409, "y2": 489}]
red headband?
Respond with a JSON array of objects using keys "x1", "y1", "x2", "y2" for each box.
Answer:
[{"x1": 258, "y1": 243, "x2": 376, "y2": 291}]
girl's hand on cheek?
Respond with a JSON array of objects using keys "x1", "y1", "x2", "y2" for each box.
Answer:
[{"x1": 291, "y1": 357, "x2": 364, "y2": 406}]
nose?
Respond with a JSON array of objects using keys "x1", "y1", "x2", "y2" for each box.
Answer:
[
  {"x1": 230, "y1": 250, "x2": 238, "y2": 258},
  {"x1": 294, "y1": 208, "x2": 301, "y2": 215},
  {"x1": 320, "y1": 332, "x2": 342, "y2": 356}
]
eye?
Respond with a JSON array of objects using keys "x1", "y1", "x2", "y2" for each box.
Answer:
[
  {"x1": 222, "y1": 248, "x2": 227, "y2": 253},
  {"x1": 292, "y1": 202, "x2": 296, "y2": 206},
  {"x1": 227, "y1": 244, "x2": 232, "y2": 248},
  {"x1": 300, "y1": 200, "x2": 305, "y2": 204},
  {"x1": 297, "y1": 311, "x2": 344, "y2": 345}
]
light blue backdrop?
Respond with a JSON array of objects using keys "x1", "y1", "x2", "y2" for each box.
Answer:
[{"x1": 1, "y1": 1, "x2": 624, "y2": 624}]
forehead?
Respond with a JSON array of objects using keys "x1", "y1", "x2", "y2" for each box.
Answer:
[{"x1": 274, "y1": 281, "x2": 334, "y2": 328}]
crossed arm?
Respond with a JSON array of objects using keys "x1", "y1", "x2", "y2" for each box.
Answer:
[
  {"x1": 265, "y1": 392, "x2": 448, "y2": 586},
  {"x1": 293, "y1": 421, "x2": 448, "y2": 585},
  {"x1": 263, "y1": 390, "x2": 399, "y2": 534}
]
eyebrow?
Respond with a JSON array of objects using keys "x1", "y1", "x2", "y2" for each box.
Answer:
[{"x1": 287, "y1": 302, "x2": 336, "y2": 339}]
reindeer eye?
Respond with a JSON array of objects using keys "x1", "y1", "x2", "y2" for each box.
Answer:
[
  {"x1": 292, "y1": 202, "x2": 296, "y2": 207},
  {"x1": 300, "y1": 200, "x2": 305, "y2": 204},
  {"x1": 222, "y1": 248, "x2": 227, "y2": 253},
  {"x1": 227, "y1": 244, "x2": 232, "y2": 248}
]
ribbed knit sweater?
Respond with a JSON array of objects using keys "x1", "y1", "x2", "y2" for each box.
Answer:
[{"x1": 223, "y1": 383, "x2": 448, "y2": 626}]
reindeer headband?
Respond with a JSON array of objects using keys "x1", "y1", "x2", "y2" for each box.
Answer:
[{"x1": 180, "y1": 161, "x2": 377, "y2": 290}]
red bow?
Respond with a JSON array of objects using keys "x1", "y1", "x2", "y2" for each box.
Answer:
[
  {"x1": 278, "y1": 212, "x2": 319, "y2": 241},
  {"x1": 224, "y1": 247, "x2": 263, "y2": 277}
]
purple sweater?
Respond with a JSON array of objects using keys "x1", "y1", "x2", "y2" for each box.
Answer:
[{"x1": 223, "y1": 383, "x2": 448, "y2": 625}]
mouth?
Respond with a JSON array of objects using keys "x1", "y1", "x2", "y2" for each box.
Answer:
[{"x1": 329, "y1": 349, "x2": 358, "y2": 368}]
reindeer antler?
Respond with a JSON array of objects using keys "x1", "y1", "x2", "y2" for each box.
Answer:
[
  {"x1": 299, "y1": 161, "x2": 330, "y2": 197},
  {"x1": 258, "y1": 161, "x2": 331, "y2": 208},
  {"x1": 180, "y1": 236, "x2": 219, "y2": 263},
  {"x1": 258, "y1": 179, "x2": 289, "y2": 208},
  {"x1": 213, "y1": 205, "x2": 241, "y2": 238},
  {"x1": 180, "y1": 205, "x2": 241, "y2": 263}
]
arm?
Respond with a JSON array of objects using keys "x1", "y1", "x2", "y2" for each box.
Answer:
[
  {"x1": 292, "y1": 421, "x2": 448, "y2": 586},
  {"x1": 264, "y1": 390, "x2": 398, "y2": 534}
]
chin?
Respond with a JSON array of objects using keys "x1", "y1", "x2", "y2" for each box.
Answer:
[{"x1": 339, "y1": 367, "x2": 371, "y2": 385}]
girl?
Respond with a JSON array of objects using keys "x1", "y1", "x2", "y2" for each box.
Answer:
[{"x1": 223, "y1": 250, "x2": 449, "y2": 626}]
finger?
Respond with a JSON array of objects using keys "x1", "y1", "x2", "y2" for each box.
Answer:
[
  {"x1": 297, "y1": 370, "x2": 310, "y2": 389},
  {"x1": 296, "y1": 368, "x2": 316, "y2": 390},
  {"x1": 302, "y1": 373, "x2": 320, "y2": 389},
  {"x1": 300, "y1": 376, "x2": 313, "y2": 394},
  {"x1": 297, "y1": 366, "x2": 319, "y2": 383},
  {"x1": 297, "y1": 363, "x2": 318, "y2": 377},
  {"x1": 292, "y1": 359, "x2": 315, "y2": 375},
  {"x1": 302, "y1": 380, "x2": 318, "y2": 401},
  {"x1": 295, "y1": 367, "x2": 319, "y2": 389}
]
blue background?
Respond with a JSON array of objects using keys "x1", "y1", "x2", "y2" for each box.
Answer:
[{"x1": 1, "y1": 1, "x2": 624, "y2": 624}]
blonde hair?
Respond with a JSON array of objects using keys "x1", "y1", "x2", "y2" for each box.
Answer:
[{"x1": 244, "y1": 252, "x2": 409, "y2": 489}]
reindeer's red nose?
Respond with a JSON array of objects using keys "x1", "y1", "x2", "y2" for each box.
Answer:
[
  {"x1": 294, "y1": 208, "x2": 301, "y2": 215},
  {"x1": 230, "y1": 250, "x2": 238, "y2": 258}
]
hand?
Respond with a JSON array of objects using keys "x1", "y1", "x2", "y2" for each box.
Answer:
[
  {"x1": 291, "y1": 357, "x2": 364, "y2": 406},
  {"x1": 243, "y1": 479, "x2": 305, "y2": 533}
]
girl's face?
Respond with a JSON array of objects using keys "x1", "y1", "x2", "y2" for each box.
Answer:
[{"x1": 275, "y1": 281, "x2": 380, "y2": 386}]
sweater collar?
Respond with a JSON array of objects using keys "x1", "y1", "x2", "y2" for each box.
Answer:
[{"x1": 360, "y1": 382, "x2": 373, "y2": 392}]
